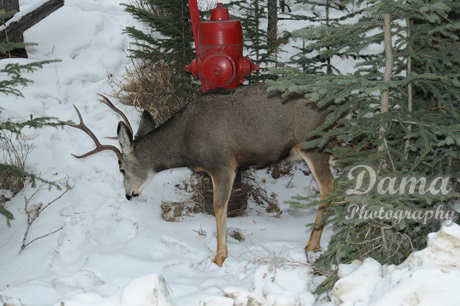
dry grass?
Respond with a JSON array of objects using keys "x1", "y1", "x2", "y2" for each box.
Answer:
[
  {"x1": 161, "y1": 201, "x2": 201, "y2": 222},
  {"x1": 160, "y1": 175, "x2": 205, "y2": 222},
  {"x1": 160, "y1": 168, "x2": 288, "y2": 222},
  {"x1": 0, "y1": 194, "x2": 7, "y2": 206},
  {"x1": 0, "y1": 172, "x2": 24, "y2": 197},
  {"x1": 0, "y1": 131, "x2": 32, "y2": 197},
  {"x1": 244, "y1": 169, "x2": 281, "y2": 215},
  {"x1": 110, "y1": 59, "x2": 197, "y2": 126}
]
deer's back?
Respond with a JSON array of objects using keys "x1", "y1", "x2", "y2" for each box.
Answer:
[{"x1": 168, "y1": 84, "x2": 327, "y2": 171}]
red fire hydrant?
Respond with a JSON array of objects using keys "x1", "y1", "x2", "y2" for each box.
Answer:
[{"x1": 185, "y1": 1, "x2": 259, "y2": 93}]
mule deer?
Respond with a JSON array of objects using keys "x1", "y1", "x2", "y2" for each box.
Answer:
[{"x1": 64, "y1": 84, "x2": 335, "y2": 266}]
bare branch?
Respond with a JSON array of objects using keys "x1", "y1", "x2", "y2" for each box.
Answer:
[
  {"x1": 20, "y1": 227, "x2": 63, "y2": 252},
  {"x1": 20, "y1": 181, "x2": 72, "y2": 253}
]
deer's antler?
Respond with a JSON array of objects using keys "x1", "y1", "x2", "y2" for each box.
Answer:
[
  {"x1": 97, "y1": 94, "x2": 133, "y2": 137},
  {"x1": 63, "y1": 105, "x2": 123, "y2": 160}
]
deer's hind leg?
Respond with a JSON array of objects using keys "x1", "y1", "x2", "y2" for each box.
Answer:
[
  {"x1": 209, "y1": 164, "x2": 237, "y2": 266},
  {"x1": 299, "y1": 151, "x2": 335, "y2": 252}
]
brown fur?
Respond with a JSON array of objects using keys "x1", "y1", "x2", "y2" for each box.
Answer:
[{"x1": 116, "y1": 83, "x2": 335, "y2": 266}]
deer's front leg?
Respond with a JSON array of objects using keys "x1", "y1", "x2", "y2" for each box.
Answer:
[{"x1": 210, "y1": 167, "x2": 236, "y2": 266}]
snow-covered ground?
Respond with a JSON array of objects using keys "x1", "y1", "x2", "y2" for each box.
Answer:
[
  {"x1": 332, "y1": 224, "x2": 460, "y2": 306},
  {"x1": 1, "y1": 1, "x2": 459, "y2": 306},
  {"x1": 0, "y1": 1, "x2": 331, "y2": 305}
]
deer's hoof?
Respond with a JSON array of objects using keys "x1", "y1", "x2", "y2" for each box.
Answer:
[{"x1": 213, "y1": 252, "x2": 227, "y2": 267}]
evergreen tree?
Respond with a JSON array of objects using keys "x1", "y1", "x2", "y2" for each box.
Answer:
[
  {"x1": 229, "y1": 0, "x2": 277, "y2": 82},
  {"x1": 122, "y1": 0, "x2": 197, "y2": 101},
  {"x1": 288, "y1": 0, "x2": 357, "y2": 74},
  {"x1": 269, "y1": 0, "x2": 460, "y2": 289},
  {"x1": 0, "y1": 10, "x2": 57, "y2": 224}
]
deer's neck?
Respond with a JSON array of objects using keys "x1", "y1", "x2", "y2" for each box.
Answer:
[{"x1": 134, "y1": 120, "x2": 189, "y2": 173}]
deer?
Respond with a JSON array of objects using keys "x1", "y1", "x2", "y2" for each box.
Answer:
[{"x1": 64, "y1": 83, "x2": 335, "y2": 267}]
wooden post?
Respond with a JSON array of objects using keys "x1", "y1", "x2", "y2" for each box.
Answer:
[
  {"x1": 0, "y1": 0, "x2": 65, "y2": 56},
  {"x1": 1, "y1": 0, "x2": 27, "y2": 58}
]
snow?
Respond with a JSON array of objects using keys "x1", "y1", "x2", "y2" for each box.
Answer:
[
  {"x1": 332, "y1": 258, "x2": 383, "y2": 305},
  {"x1": 332, "y1": 223, "x2": 460, "y2": 306},
  {"x1": 1, "y1": 1, "x2": 459, "y2": 306},
  {"x1": 54, "y1": 221, "x2": 460, "y2": 306},
  {"x1": 0, "y1": 1, "x2": 330, "y2": 305},
  {"x1": 58, "y1": 275, "x2": 172, "y2": 306}
]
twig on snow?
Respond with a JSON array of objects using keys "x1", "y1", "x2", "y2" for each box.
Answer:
[{"x1": 19, "y1": 179, "x2": 72, "y2": 253}]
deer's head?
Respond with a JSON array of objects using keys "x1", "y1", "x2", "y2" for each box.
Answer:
[
  {"x1": 64, "y1": 95, "x2": 157, "y2": 201},
  {"x1": 117, "y1": 110, "x2": 157, "y2": 200}
]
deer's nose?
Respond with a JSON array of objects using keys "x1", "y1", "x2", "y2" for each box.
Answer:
[{"x1": 126, "y1": 193, "x2": 139, "y2": 201}]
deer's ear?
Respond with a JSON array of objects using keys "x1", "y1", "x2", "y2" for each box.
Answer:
[
  {"x1": 117, "y1": 121, "x2": 133, "y2": 153},
  {"x1": 135, "y1": 110, "x2": 157, "y2": 140}
]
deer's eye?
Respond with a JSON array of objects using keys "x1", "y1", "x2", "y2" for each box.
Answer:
[{"x1": 120, "y1": 169, "x2": 126, "y2": 175}]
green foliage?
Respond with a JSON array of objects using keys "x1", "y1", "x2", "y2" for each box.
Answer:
[
  {"x1": 0, "y1": 61, "x2": 55, "y2": 96},
  {"x1": 288, "y1": 0, "x2": 359, "y2": 74},
  {"x1": 122, "y1": 0, "x2": 197, "y2": 98},
  {"x1": 0, "y1": 162, "x2": 57, "y2": 189},
  {"x1": 0, "y1": 115, "x2": 58, "y2": 133},
  {"x1": 0, "y1": 112, "x2": 60, "y2": 224},
  {"x1": 123, "y1": 0, "x2": 194, "y2": 64},
  {"x1": 0, "y1": 113, "x2": 59, "y2": 224},
  {"x1": 269, "y1": 0, "x2": 460, "y2": 293},
  {"x1": 0, "y1": 13, "x2": 59, "y2": 224},
  {"x1": 229, "y1": 0, "x2": 278, "y2": 82},
  {"x1": 0, "y1": 204, "x2": 13, "y2": 225}
]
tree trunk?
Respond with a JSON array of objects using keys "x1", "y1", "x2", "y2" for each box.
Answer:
[
  {"x1": 202, "y1": 171, "x2": 248, "y2": 217},
  {"x1": 1, "y1": 0, "x2": 27, "y2": 58},
  {"x1": 279, "y1": 0, "x2": 290, "y2": 13},
  {"x1": 325, "y1": 0, "x2": 332, "y2": 74},
  {"x1": 381, "y1": 13, "x2": 393, "y2": 115},
  {"x1": 404, "y1": 19, "x2": 413, "y2": 160},
  {"x1": 379, "y1": 13, "x2": 394, "y2": 170},
  {"x1": 449, "y1": 10, "x2": 460, "y2": 38},
  {"x1": 267, "y1": 0, "x2": 277, "y2": 55}
]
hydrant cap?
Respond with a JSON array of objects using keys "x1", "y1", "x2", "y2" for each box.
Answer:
[{"x1": 210, "y1": 3, "x2": 230, "y2": 21}]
